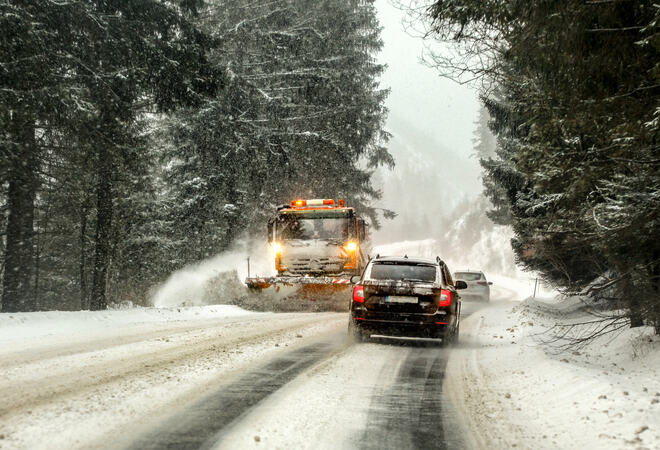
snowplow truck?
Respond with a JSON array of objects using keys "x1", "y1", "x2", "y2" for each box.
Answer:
[{"x1": 245, "y1": 198, "x2": 370, "y2": 301}]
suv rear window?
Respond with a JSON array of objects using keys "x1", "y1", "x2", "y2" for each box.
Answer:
[
  {"x1": 370, "y1": 262, "x2": 436, "y2": 282},
  {"x1": 454, "y1": 272, "x2": 483, "y2": 281}
]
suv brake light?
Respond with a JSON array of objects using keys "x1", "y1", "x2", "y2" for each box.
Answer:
[
  {"x1": 353, "y1": 285, "x2": 364, "y2": 302},
  {"x1": 438, "y1": 289, "x2": 451, "y2": 307}
]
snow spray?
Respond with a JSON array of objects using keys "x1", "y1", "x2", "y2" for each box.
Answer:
[{"x1": 151, "y1": 241, "x2": 275, "y2": 307}]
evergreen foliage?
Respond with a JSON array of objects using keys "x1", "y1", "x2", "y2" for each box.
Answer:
[
  {"x1": 0, "y1": 0, "x2": 390, "y2": 311},
  {"x1": 163, "y1": 0, "x2": 392, "y2": 268},
  {"x1": 426, "y1": 0, "x2": 660, "y2": 332}
]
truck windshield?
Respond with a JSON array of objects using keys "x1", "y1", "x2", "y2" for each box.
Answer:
[
  {"x1": 369, "y1": 262, "x2": 437, "y2": 282},
  {"x1": 277, "y1": 216, "x2": 349, "y2": 241}
]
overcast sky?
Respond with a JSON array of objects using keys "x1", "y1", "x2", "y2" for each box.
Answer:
[
  {"x1": 372, "y1": 0, "x2": 484, "y2": 241},
  {"x1": 374, "y1": 0, "x2": 482, "y2": 195}
]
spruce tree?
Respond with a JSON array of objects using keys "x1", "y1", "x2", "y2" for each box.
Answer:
[{"x1": 425, "y1": 0, "x2": 660, "y2": 332}]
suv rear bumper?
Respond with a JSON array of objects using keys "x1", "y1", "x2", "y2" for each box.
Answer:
[{"x1": 350, "y1": 311, "x2": 454, "y2": 338}]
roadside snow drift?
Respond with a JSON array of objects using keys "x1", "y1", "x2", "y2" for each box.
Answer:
[
  {"x1": 447, "y1": 295, "x2": 660, "y2": 449},
  {"x1": 0, "y1": 305, "x2": 255, "y2": 344}
]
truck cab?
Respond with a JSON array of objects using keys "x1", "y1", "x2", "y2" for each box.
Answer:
[{"x1": 268, "y1": 199, "x2": 369, "y2": 276}]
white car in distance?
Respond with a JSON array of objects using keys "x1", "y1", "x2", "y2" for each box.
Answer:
[{"x1": 453, "y1": 270, "x2": 492, "y2": 302}]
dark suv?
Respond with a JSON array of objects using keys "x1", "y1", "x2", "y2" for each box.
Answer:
[{"x1": 348, "y1": 256, "x2": 467, "y2": 344}]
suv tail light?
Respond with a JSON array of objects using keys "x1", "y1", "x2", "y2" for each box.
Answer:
[
  {"x1": 438, "y1": 289, "x2": 451, "y2": 307},
  {"x1": 352, "y1": 285, "x2": 364, "y2": 302},
  {"x1": 477, "y1": 281, "x2": 488, "y2": 286}
]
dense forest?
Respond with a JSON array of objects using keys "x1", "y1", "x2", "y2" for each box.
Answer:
[
  {"x1": 0, "y1": 0, "x2": 391, "y2": 312},
  {"x1": 425, "y1": 0, "x2": 660, "y2": 333}
]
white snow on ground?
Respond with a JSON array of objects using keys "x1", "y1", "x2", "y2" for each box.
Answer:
[
  {"x1": 487, "y1": 273, "x2": 557, "y2": 301},
  {"x1": 0, "y1": 305, "x2": 346, "y2": 450},
  {"x1": 214, "y1": 341, "x2": 395, "y2": 450},
  {"x1": 372, "y1": 238, "x2": 437, "y2": 259},
  {"x1": 447, "y1": 295, "x2": 660, "y2": 449},
  {"x1": 0, "y1": 305, "x2": 255, "y2": 343},
  {"x1": 1, "y1": 234, "x2": 657, "y2": 449}
]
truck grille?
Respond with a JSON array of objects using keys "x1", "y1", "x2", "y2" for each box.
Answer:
[{"x1": 284, "y1": 257, "x2": 344, "y2": 274}]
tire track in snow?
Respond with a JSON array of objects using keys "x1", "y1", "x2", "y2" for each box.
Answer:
[
  {"x1": 0, "y1": 314, "x2": 339, "y2": 421},
  {"x1": 359, "y1": 345, "x2": 466, "y2": 449},
  {"x1": 125, "y1": 339, "x2": 345, "y2": 450},
  {"x1": 355, "y1": 304, "x2": 483, "y2": 450},
  {"x1": 0, "y1": 315, "x2": 280, "y2": 368}
]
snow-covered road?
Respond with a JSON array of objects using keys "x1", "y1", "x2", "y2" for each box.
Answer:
[
  {"x1": 0, "y1": 308, "x2": 345, "y2": 449},
  {"x1": 210, "y1": 330, "x2": 471, "y2": 450},
  {"x1": 127, "y1": 303, "x2": 485, "y2": 450},
  {"x1": 1, "y1": 289, "x2": 658, "y2": 449},
  {"x1": 0, "y1": 302, "x2": 483, "y2": 450}
]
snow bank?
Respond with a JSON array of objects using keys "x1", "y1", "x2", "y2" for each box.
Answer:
[
  {"x1": 0, "y1": 305, "x2": 255, "y2": 344},
  {"x1": 448, "y1": 295, "x2": 660, "y2": 449},
  {"x1": 487, "y1": 274, "x2": 558, "y2": 302},
  {"x1": 372, "y1": 238, "x2": 437, "y2": 259}
]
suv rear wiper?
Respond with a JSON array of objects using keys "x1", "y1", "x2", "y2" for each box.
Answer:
[{"x1": 401, "y1": 278, "x2": 426, "y2": 282}]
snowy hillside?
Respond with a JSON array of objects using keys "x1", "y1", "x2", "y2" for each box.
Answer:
[{"x1": 373, "y1": 198, "x2": 522, "y2": 279}]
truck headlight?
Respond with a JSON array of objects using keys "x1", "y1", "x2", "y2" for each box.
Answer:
[{"x1": 344, "y1": 242, "x2": 357, "y2": 252}]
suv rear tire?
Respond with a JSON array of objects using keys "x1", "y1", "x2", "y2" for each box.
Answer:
[
  {"x1": 348, "y1": 320, "x2": 367, "y2": 343},
  {"x1": 439, "y1": 323, "x2": 459, "y2": 347}
]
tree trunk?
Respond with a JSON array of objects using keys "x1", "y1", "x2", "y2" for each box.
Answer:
[
  {"x1": 90, "y1": 148, "x2": 113, "y2": 311},
  {"x1": 79, "y1": 198, "x2": 90, "y2": 310},
  {"x1": 33, "y1": 217, "x2": 40, "y2": 309},
  {"x1": 221, "y1": 174, "x2": 240, "y2": 252},
  {"x1": 33, "y1": 198, "x2": 51, "y2": 310},
  {"x1": 1, "y1": 117, "x2": 37, "y2": 313},
  {"x1": 650, "y1": 251, "x2": 660, "y2": 335},
  {"x1": 624, "y1": 273, "x2": 644, "y2": 328}
]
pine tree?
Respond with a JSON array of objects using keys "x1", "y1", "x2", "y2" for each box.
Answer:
[
  {"x1": 163, "y1": 0, "x2": 392, "y2": 264},
  {"x1": 1, "y1": 0, "x2": 391, "y2": 311},
  {"x1": 0, "y1": 1, "x2": 85, "y2": 312},
  {"x1": 1, "y1": 1, "x2": 218, "y2": 311},
  {"x1": 425, "y1": 0, "x2": 660, "y2": 332}
]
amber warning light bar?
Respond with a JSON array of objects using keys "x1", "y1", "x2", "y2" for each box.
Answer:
[{"x1": 290, "y1": 199, "x2": 344, "y2": 207}]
